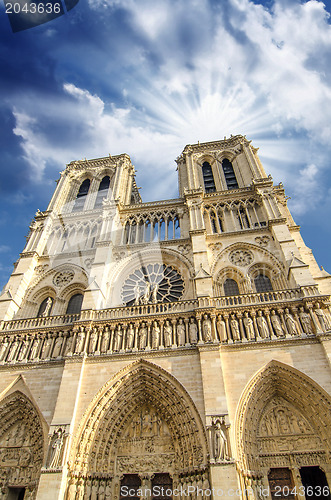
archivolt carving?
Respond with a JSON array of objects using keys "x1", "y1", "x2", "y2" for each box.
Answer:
[
  {"x1": 0, "y1": 391, "x2": 45, "y2": 498},
  {"x1": 235, "y1": 361, "x2": 331, "y2": 476},
  {"x1": 69, "y1": 360, "x2": 208, "y2": 476}
]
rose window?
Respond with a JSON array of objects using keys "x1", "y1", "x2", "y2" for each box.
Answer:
[
  {"x1": 121, "y1": 264, "x2": 184, "y2": 306},
  {"x1": 229, "y1": 250, "x2": 254, "y2": 267}
]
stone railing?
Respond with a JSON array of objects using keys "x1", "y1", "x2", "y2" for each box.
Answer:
[
  {"x1": 0, "y1": 313, "x2": 80, "y2": 332},
  {"x1": 0, "y1": 285, "x2": 322, "y2": 333}
]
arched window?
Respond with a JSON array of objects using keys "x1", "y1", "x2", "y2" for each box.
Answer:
[
  {"x1": 254, "y1": 274, "x2": 273, "y2": 292},
  {"x1": 73, "y1": 179, "x2": 90, "y2": 212},
  {"x1": 222, "y1": 159, "x2": 239, "y2": 190},
  {"x1": 66, "y1": 294, "x2": 83, "y2": 315},
  {"x1": 94, "y1": 176, "x2": 110, "y2": 208},
  {"x1": 224, "y1": 278, "x2": 240, "y2": 296},
  {"x1": 202, "y1": 162, "x2": 216, "y2": 193},
  {"x1": 37, "y1": 297, "x2": 53, "y2": 317}
]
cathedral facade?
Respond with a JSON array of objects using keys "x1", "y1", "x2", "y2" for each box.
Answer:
[{"x1": 0, "y1": 135, "x2": 331, "y2": 500}]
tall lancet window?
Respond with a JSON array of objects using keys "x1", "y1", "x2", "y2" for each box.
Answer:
[
  {"x1": 94, "y1": 176, "x2": 110, "y2": 208},
  {"x1": 202, "y1": 162, "x2": 216, "y2": 193},
  {"x1": 73, "y1": 179, "x2": 90, "y2": 212},
  {"x1": 222, "y1": 159, "x2": 239, "y2": 190}
]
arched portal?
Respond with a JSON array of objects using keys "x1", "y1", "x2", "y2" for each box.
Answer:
[
  {"x1": 235, "y1": 361, "x2": 331, "y2": 497},
  {"x1": 68, "y1": 360, "x2": 209, "y2": 498},
  {"x1": 0, "y1": 390, "x2": 46, "y2": 499}
]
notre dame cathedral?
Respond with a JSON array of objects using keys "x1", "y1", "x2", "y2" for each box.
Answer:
[{"x1": 0, "y1": 135, "x2": 331, "y2": 500}]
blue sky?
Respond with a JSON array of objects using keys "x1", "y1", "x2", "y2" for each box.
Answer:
[{"x1": 1, "y1": 0, "x2": 331, "y2": 290}]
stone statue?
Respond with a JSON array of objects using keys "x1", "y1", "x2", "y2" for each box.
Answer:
[
  {"x1": 75, "y1": 328, "x2": 85, "y2": 353},
  {"x1": 134, "y1": 284, "x2": 142, "y2": 305},
  {"x1": 139, "y1": 322, "x2": 147, "y2": 349},
  {"x1": 284, "y1": 308, "x2": 298, "y2": 335},
  {"x1": 98, "y1": 480, "x2": 105, "y2": 500},
  {"x1": 243, "y1": 312, "x2": 255, "y2": 340},
  {"x1": 245, "y1": 274, "x2": 254, "y2": 293},
  {"x1": 299, "y1": 307, "x2": 313, "y2": 335},
  {"x1": 65, "y1": 335, "x2": 74, "y2": 355},
  {"x1": 101, "y1": 327, "x2": 110, "y2": 352},
  {"x1": 163, "y1": 320, "x2": 172, "y2": 347},
  {"x1": 49, "y1": 428, "x2": 64, "y2": 468},
  {"x1": 315, "y1": 303, "x2": 331, "y2": 332},
  {"x1": 0, "y1": 337, "x2": 9, "y2": 361},
  {"x1": 126, "y1": 324, "x2": 135, "y2": 350},
  {"x1": 213, "y1": 421, "x2": 229, "y2": 461},
  {"x1": 7, "y1": 337, "x2": 19, "y2": 362},
  {"x1": 88, "y1": 328, "x2": 98, "y2": 353},
  {"x1": 17, "y1": 337, "x2": 29, "y2": 361},
  {"x1": 142, "y1": 281, "x2": 151, "y2": 304},
  {"x1": 256, "y1": 311, "x2": 269, "y2": 339},
  {"x1": 271, "y1": 310, "x2": 285, "y2": 337},
  {"x1": 151, "y1": 283, "x2": 159, "y2": 303},
  {"x1": 177, "y1": 318, "x2": 186, "y2": 345},
  {"x1": 202, "y1": 314, "x2": 212, "y2": 342},
  {"x1": 91, "y1": 479, "x2": 98, "y2": 500},
  {"x1": 114, "y1": 325, "x2": 123, "y2": 351},
  {"x1": 151, "y1": 321, "x2": 160, "y2": 349},
  {"x1": 230, "y1": 315, "x2": 240, "y2": 341},
  {"x1": 29, "y1": 336, "x2": 40, "y2": 360},
  {"x1": 41, "y1": 335, "x2": 52, "y2": 359},
  {"x1": 42, "y1": 297, "x2": 53, "y2": 317},
  {"x1": 52, "y1": 335, "x2": 63, "y2": 358},
  {"x1": 67, "y1": 479, "x2": 77, "y2": 500},
  {"x1": 76, "y1": 479, "x2": 85, "y2": 500},
  {"x1": 189, "y1": 318, "x2": 198, "y2": 344}
]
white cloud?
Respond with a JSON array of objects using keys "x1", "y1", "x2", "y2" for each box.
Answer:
[{"x1": 10, "y1": 0, "x2": 331, "y2": 212}]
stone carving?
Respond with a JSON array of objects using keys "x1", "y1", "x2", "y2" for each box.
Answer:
[
  {"x1": 255, "y1": 236, "x2": 270, "y2": 246},
  {"x1": 202, "y1": 314, "x2": 212, "y2": 342},
  {"x1": 17, "y1": 337, "x2": 29, "y2": 361},
  {"x1": 52, "y1": 335, "x2": 63, "y2": 358},
  {"x1": 53, "y1": 269, "x2": 75, "y2": 287},
  {"x1": 0, "y1": 338, "x2": 9, "y2": 361},
  {"x1": 210, "y1": 417, "x2": 230, "y2": 462},
  {"x1": 113, "y1": 325, "x2": 123, "y2": 351},
  {"x1": 177, "y1": 318, "x2": 186, "y2": 346},
  {"x1": 315, "y1": 303, "x2": 331, "y2": 332},
  {"x1": 270, "y1": 310, "x2": 285, "y2": 337},
  {"x1": 35, "y1": 264, "x2": 49, "y2": 275},
  {"x1": 75, "y1": 327, "x2": 85, "y2": 354},
  {"x1": 42, "y1": 297, "x2": 53, "y2": 317},
  {"x1": 89, "y1": 328, "x2": 98, "y2": 353},
  {"x1": 29, "y1": 336, "x2": 41, "y2": 360},
  {"x1": 163, "y1": 320, "x2": 172, "y2": 347},
  {"x1": 189, "y1": 318, "x2": 198, "y2": 344},
  {"x1": 299, "y1": 307, "x2": 313, "y2": 335},
  {"x1": 0, "y1": 393, "x2": 44, "y2": 497},
  {"x1": 230, "y1": 315, "x2": 240, "y2": 341},
  {"x1": 139, "y1": 323, "x2": 147, "y2": 349},
  {"x1": 100, "y1": 327, "x2": 110, "y2": 352},
  {"x1": 41, "y1": 335, "x2": 52, "y2": 359},
  {"x1": 284, "y1": 308, "x2": 298, "y2": 335},
  {"x1": 48, "y1": 428, "x2": 65, "y2": 468},
  {"x1": 65, "y1": 335, "x2": 74, "y2": 355},
  {"x1": 216, "y1": 316, "x2": 227, "y2": 342},
  {"x1": 151, "y1": 321, "x2": 160, "y2": 349},
  {"x1": 229, "y1": 250, "x2": 253, "y2": 267},
  {"x1": 116, "y1": 405, "x2": 175, "y2": 474},
  {"x1": 256, "y1": 311, "x2": 269, "y2": 339},
  {"x1": 7, "y1": 337, "x2": 19, "y2": 362},
  {"x1": 245, "y1": 274, "x2": 254, "y2": 293},
  {"x1": 243, "y1": 312, "x2": 255, "y2": 340},
  {"x1": 126, "y1": 324, "x2": 135, "y2": 350}
]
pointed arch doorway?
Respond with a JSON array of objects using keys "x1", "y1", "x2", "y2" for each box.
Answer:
[
  {"x1": 235, "y1": 361, "x2": 331, "y2": 499},
  {"x1": 67, "y1": 360, "x2": 209, "y2": 499}
]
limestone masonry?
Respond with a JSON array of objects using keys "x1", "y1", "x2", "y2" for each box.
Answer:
[{"x1": 0, "y1": 135, "x2": 331, "y2": 500}]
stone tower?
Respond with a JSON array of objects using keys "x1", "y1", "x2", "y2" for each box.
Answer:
[{"x1": 0, "y1": 135, "x2": 331, "y2": 500}]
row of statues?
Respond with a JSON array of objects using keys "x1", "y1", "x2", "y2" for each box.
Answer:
[
  {"x1": 0, "y1": 304, "x2": 330, "y2": 363},
  {"x1": 66, "y1": 473, "x2": 211, "y2": 500}
]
